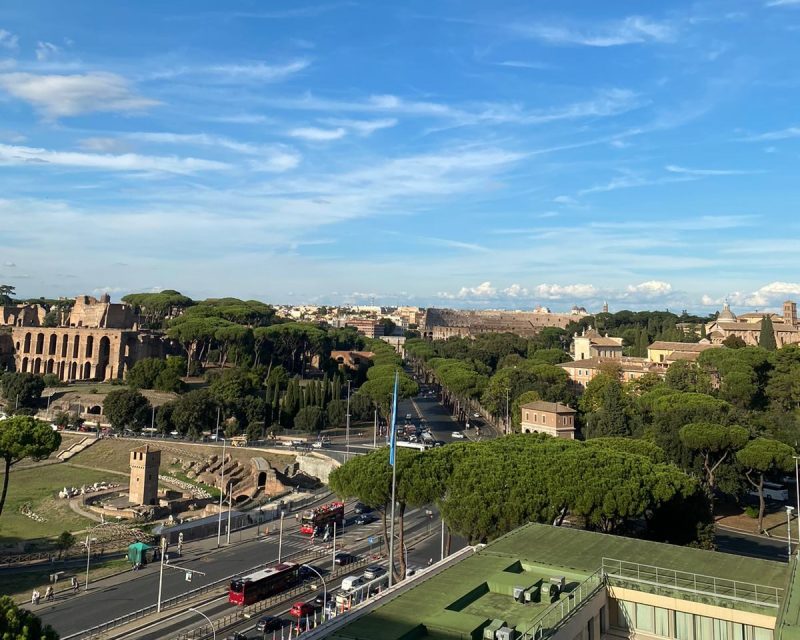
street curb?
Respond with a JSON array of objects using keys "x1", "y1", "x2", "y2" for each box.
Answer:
[{"x1": 716, "y1": 523, "x2": 790, "y2": 542}]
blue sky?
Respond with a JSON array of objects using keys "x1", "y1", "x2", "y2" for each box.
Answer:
[{"x1": 2, "y1": 0, "x2": 800, "y2": 313}]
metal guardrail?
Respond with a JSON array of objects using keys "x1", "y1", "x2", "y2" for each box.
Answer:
[
  {"x1": 602, "y1": 557, "x2": 783, "y2": 609},
  {"x1": 519, "y1": 569, "x2": 606, "y2": 640}
]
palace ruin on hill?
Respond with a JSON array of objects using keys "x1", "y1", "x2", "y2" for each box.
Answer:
[{"x1": 0, "y1": 294, "x2": 175, "y2": 382}]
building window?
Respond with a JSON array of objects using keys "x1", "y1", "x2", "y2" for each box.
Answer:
[
  {"x1": 655, "y1": 607, "x2": 670, "y2": 637},
  {"x1": 636, "y1": 603, "x2": 655, "y2": 634},
  {"x1": 587, "y1": 618, "x2": 595, "y2": 640},
  {"x1": 599, "y1": 606, "x2": 607, "y2": 633},
  {"x1": 675, "y1": 611, "x2": 693, "y2": 640},
  {"x1": 695, "y1": 616, "x2": 713, "y2": 640},
  {"x1": 714, "y1": 620, "x2": 728, "y2": 640}
]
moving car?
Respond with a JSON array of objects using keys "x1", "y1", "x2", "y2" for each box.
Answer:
[
  {"x1": 340, "y1": 576, "x2": 364, "y2": 593},
  {"x1": 290, "y1": 601, "x2": 315, "y2": 618},
  {"x1": 353, "y1": 502, "x2": 371, "y2": 514},
  {"x1": 334, "y1": 552, "x2": 358, "y2": 566},
  {"x1": 256, "y1": 616, "x2": 283, "y2": 632},
  {"x1": 354, "y1": 514, "x2": 374, "y2": 525},
  {"x1": 451, "y1": 431, "x2": 466, "y2": 439},
  {"x1": 363, "y1": 565, "x2": 386, "y2": 580}
]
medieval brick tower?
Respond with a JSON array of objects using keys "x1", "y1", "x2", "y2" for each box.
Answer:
[
  {"x1": 129, "y1": 445, "x2": 160, "y2": 506},
  {"x1": 784, "y1": 300, "x2": 798, "y2": 326}
]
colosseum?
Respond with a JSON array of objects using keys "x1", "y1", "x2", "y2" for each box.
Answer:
[{"x1": 2, "y1": 294, "x2": 174, "y2": 382}]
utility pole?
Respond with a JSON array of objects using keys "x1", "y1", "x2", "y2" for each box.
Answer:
[
  {"x1": 226, "y1": 481, "x2": 232, "y2": 545},
  {"x1": 278, "y1": 511, "x2": 285, "y2": 562},
  {"x1": 216, "y1": 437, "x2": 227, "y2": 548},
  {"x1": 345, "y1": 380, "x2": 351, "y2": 460},
  {"x1": 505, "y1": 388, "x2": 510, "y2": 435}
]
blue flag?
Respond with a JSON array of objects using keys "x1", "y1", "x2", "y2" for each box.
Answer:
[{"x1": 389, "y1": 371, "x2": 399, "y2": 466}]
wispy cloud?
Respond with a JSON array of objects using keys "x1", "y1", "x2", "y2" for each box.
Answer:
[
  {"x1": 741, "y1": 126, "x2": 800, "y2": 141},
  {"x1": 288, "y1": 126, "x2": 347, "y2": 141},
  {"x1": 319, "y1": 118, "x2": 398, "y2": 135},
  {"x1": 665, "y1": 164, "x2": 762, "y2": 176},
  {"x1": 765, "y1": 0, "x2": 800, "y2": 7},
  {"x1": 151, "y1": 60, "x2": 310, "y2": 83},
  {"x1": 515, "y1": 16, "x2": 676, "y2": 47},
  {"x1": 0, "y1": 28, "x2": 18, "y2": 50},
  {"x1": 35, "y1": 41, "x2": 60, "y2": 61},
  {"x1": 0, "y1": 142, "x2": 229, "y2": 173},
  {"x1": 418, "y1": 237, "x2": 491, "y2": 253},
  {"x1": 263, "y1": 89, "x2": 642, "y2": 127},
  {"x1": 494, "y1": 60, "x2": 552, "y2": 70},
  {"x1": 0, "y1": 72, "x2": 158, "y2": 118}
]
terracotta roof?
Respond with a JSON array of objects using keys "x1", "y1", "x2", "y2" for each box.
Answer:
[
  {"x1": 712, "y1": 322, "x2": 800, "y2": 333},
  {"x1": 590, "y1": 336, "x2": 624, "y2": 347},
  {"x1": 559, "y1": 357, "x2": 667, "y2": 373},
  {"x1": 648, "y1": 341, "x2": 720, "y2": 352},
  {"x1": 520, "y1": 401, "x2": 576, "y2": 414}
]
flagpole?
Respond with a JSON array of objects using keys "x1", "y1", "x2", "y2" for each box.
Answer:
[{"x1": 388, "y1": 371, "x2": 399, "y2": 588}]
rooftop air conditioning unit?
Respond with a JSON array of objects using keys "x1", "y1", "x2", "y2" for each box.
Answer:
[
  {"x1": 513, "y1": 586, "x2": 525, "y2": 602},
  {"x1": 496, "y1": 627, "x2": 516, "y2": 640},
  {"x1": 550, "y1": 576, "x2": 565, "y2": 592}
]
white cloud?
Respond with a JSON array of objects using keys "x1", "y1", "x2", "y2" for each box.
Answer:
[
  {"x1": 419, "y1": 237, "x2": 490, "y2": 253},
  {"x1": 457, "y1": 281, "x2": 497, "y2": 298},
  {"x1": 626, "y1": 280, "x2": 672, "y2": 296},
  {"x1": 665, "y1": 164, "x2": 760, "y2": 176},
  {"x1": 535, "y1": 283, "x2": 599, "y2": 299},
  {"x1": 206, "y1": 59, "x2": 310, "y2": 81},
  {"x1": 517, "y1": 16, "x2": 675, "y2": 47},
  {"x1": 701, "y1": 294, "x2": 719, "y2": 306},
  {"x1": 503, "y1": 284, "x2": 529, "y2": 297},
  {"x1": 495, "y1": 60, "x2": 551, "y2": 70},
  {"x1": 0, "y1": 72, "x2": 158, "y2": 118},
  {"x1": 79, "y1": 137, "x2": 133, "y2": 153},
  {"x1": 3, "y1": 261, "x2": 15, "y2": 267},
  {"x1": 742, "y1": 126, "x2": 800, "y2": 141},
  {"x1": 0, "y1": 142, "x2": 229, "y2": 174},
  {"x1": 553, "y1": 195, "x2": 577, "y2": 205},
  {"x1": 35, "y1": 41, "x2": 60, "y2": 61},
  {"x1": 766, "y1": 0, "x2": 800, "y2": 6},
  {"x1": 741, "y1": 282, "x2": 800, "y2": 306},
  {"x1": 248, "y1": 148, "x2": 302, "y2": 173},
  {"x1": 319, "y1": 118, "x2": 398, "y2": 136},
  {"x1": 0, "y1": 29, "x2": 18, "y2": 50},
  {"x1": 288, "y1": 126, "x2": 347, "y2": 141}
]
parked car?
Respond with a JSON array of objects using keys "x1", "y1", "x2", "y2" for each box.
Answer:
[
  {"x1": 334, "y1": 552, "x2": 358, "y2": 566},
  {"x1": 451, "y1": 431, "x2": 465, "y2": 439},
  {"x1": 363, "y1": 565, "x2": 386, "y2": 580},
  {"x1": 311, "y1": 441, "x2": 324, "y2": 449},
  {"x1": 353, "y1": 502, "x2": 371, "y2": 514},
  {"x1": 290, "y1": 601, "x2": 315, "y2": 618},
  {"x1": 256, "y1": 616, "x2": 283, "y2": 632},
  {"x1": 406, "y1": 565, "x2": 421, "y2": 577}
]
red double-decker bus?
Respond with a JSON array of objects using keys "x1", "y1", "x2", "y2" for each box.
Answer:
[
  {"x1": 229, "y1": 562, "x2": 300, "y2": 606},
  {"x1": 300, "y1": 501, "x2": 344, "y2": 535}
]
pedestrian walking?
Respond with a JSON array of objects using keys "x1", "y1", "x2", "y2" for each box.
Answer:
[
  {"x1": 71, "y1": 576, "x2": 79, "y2": 593},
  {"x1": 31, "y1": 590, "x2": 37, "y2": 605},
  {"x1": 45, "y1": 586, "x2": 54, "y2": 601}
]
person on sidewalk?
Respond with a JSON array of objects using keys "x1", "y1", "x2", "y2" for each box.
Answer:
[
  {"x1": 31, "y1": 590, "x2": 39, "y2": 605},
  {"x1": 45, "y1": 586, "x2": 54, "y2": 601},
  {"x1": 71, "y1": 576, "x2": 79, "y2": 593}
]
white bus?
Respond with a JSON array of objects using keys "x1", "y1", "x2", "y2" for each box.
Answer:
[{"x1": 396, "y1": 441, "x2": 431, "y2": 452}]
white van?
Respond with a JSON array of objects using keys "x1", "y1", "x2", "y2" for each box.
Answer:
[
  {"x1": 341, "y1": 575, "x2": 364, "y2": 593},
  {"x1": 750, "y1": 482, "x2": 789, "y2": 502}
]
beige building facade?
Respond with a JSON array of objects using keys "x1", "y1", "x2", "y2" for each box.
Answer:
[{"x1": 520, "y1": 401, "x2": 576, "y2": 438}]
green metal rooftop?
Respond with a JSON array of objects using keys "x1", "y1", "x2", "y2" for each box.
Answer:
[{"x1": 328, "y1": 523, "x2": 794, "y2": 640}]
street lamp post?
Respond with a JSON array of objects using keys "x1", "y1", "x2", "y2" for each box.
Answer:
[
  {"x1": 794, "y1": 455, "x2": 800, "y2": 550},
  {"x1": 302, "y1": 564, "x2": 327, "y2": 621},
  {"x1": 345, "y1": 380, "x2": 352, "y2": 461},
  {"x1": 226, "y1": 481, "x2": 232, "y2": 545},
  {"x1": 83, "y1": 536, "x2": 97, "y2": 591},
  {"x1": 188, "y1": 607, "x2": 216, "y2": 640},
  {"x1": 216, "y1": 437, "x2": 227, "y2": 548},
  {"x1": 157, "y1": 538, "x2": 166, "y2": 612},
  {"x1": 788, "y1": 506, "x2": 795, "y2": 557},
  {"x1": 278, "y1": 511, "x2": 285, "y2": 562}
]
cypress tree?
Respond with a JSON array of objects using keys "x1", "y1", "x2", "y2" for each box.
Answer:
[{"x1": 758, "y1": 315, "x2": 777, "y2": 351}]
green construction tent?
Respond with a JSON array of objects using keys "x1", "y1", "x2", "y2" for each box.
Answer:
[{"x1": 127, "y1": 542, "x2": 152, "y2": 566}]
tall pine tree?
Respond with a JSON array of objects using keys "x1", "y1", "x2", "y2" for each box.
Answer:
[{"x1": 758, "y1": 315, "x2": 777, "y2": 351}]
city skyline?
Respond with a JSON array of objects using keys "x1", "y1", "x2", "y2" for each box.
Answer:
[{"x1": 2, "y1": 1, "x2": 800, "y2": 311}]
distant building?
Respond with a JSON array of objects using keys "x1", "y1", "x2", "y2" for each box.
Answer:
[
  {"x1": 571, "y1": 327, "x2": 624, "y2": 360},
  {"x1": 423, "y1": 307, "x2": 585, "y2": 340},
  {"x1": 345, "y1": 318, "x2": 384, "y2": 338},
  {"x1": 647, "y1": 340, "x2": 721, "y2": 363},
  {"x1": 559, "y1": 357, "x2": 669, "y2": 392},
  {"x1": 330, "y1": 350, "x2": 374, "y2": 371},
  {"x1": 705, "y1": 300, "x2": 800, "y2": 347},
  {"x1": 519, "y1": 401, "x2": 576, "y2": 439}
]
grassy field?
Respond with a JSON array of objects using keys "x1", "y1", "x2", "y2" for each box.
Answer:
[{"x1": 0, "y1": 464, "x2": 120, "y2": 544}]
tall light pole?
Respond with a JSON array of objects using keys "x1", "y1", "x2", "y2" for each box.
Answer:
[
  {"x1": 216, "y1": 437, "x2": 227, "y2": 548},
  {"x1": 303, "y1": 565, "x2": 327, "y2": 621},
  {"x1": 157, "y1": 538, "x2": 167, "y2": 612},
  {"x1": 188, "y1": 607, "x2": 216, "y2": 640},
  {"x1": 331, "y1": 521, "x2": 337, "y2": 574},
  {"x1": 505, "y1": 388, "x2": 510, "y2": 435},
  {"x1": 788, "y1": 506, "x2": 795, "y2": 558},
  {"x1": 278, "y1": 511, "x2": 285, "y2": 563},
  {"x1": 794, "y1": 455, "x2": 800, "y2": 549},
  {"x1": 83, "y1": 536, "x2": 97, "y2": 591},
  {"x1": 373, "y1": 408, "x2": 378, "y2": 448},
  {"x1": 226, "y1": 481, "x2": 233, "y2": 545},
  {"x1": 345, "y1": 380, "x2": 351, "y2": 460}
]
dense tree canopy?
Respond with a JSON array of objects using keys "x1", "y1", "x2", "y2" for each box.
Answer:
[
  {"x1": 0, "y1": 416, "x2": 61, "y2": 516},
  {"x1": 0, "y1": 595, "x2": 59, "y2": 639},
  {"x1": 0, "y1": 372, "x2": 45, "y2": 410},
  {"x1": 103, "y1": 389, "x2": 152, "y2": 432}
]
